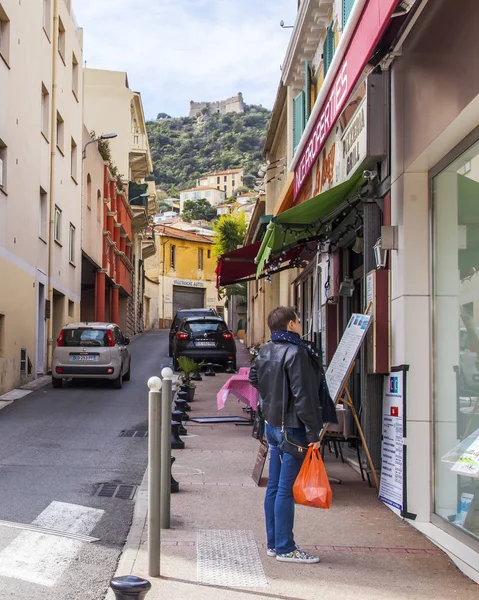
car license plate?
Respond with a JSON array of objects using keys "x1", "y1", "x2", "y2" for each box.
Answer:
[
  {"x1": 72, "y1": 355, "x2": 98, "y2": 361},
  {"x1": 195, "y1": 341, "x2": 215, "y2": 347}
]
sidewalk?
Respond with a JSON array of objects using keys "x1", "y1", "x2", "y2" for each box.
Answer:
[{"x1": 108, "y1": 342, "x2": 479, "y2": 600}]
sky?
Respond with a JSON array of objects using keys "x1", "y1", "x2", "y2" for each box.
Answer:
[{"x1": 73, "y1": 0, "x2": 298, "y2": 120}]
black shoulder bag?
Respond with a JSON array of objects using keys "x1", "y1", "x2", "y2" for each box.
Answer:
[{"x1": 278, "y1": 347, "x2": 308, "y2": 459}]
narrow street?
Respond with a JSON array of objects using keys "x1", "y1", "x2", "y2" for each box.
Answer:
[{"x1": 0, "y1": 330, "x2": 168, "y2": 600}]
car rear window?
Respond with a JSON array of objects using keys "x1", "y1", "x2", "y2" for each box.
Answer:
[
  {"x1": 63, "y1": 328, "x2": 109, "y2": 347},
  {"x1": 184, "y1": 320, "x2": 227, "y2": 333},
  {"x1": 173, "y1": 310, "x2": 215, "y2": 329}
]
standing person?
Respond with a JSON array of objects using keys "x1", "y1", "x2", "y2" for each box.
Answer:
[{"x1": 249, "y1": 306, "x2": 324, "y2": 564}]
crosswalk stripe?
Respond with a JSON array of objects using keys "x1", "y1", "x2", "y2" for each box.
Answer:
[{"x1": 0, "y1": 501, "x2": 104, "y2": 587}]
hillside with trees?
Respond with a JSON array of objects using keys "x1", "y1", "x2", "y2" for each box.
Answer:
[{"x1": 146, "y1": 105, "x2": 271, "y2": 195}]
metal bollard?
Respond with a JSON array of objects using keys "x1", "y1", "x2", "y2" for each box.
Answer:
[
  {"x1": 171, "y1": 456, "x2": 180, "y2": 493},
  {"x1": 172, "y1": 409, "x2": 187, "y2": 436},
  {"x1": 176, "y1": 391, "x2": 192, "y2": 411},
  {"x1": 160, "y1": 367, "x2": 173, "y2": 529},
  {"x1": 171, "y1": 421, "x2": 185, "y2": 449},
  {"x1": 147, "y1": 377, "x2": 162, "y2": 577},
  {"x1": 204, "y1": 362, "x2": 216, "y2": 376},
  {"x1": 225, "y1": 361, "x2": 236, "y2": 374},
  {"x1": 174, "y1": 398, "x2": 190, "y2": 417},
  {"x1": 110, "y1": 575, "x2": 151, "y2": 599}
]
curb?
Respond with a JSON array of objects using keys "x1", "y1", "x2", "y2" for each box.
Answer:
[{"x1": 104, "y1": 468, "x2": 148, "y2": 599}]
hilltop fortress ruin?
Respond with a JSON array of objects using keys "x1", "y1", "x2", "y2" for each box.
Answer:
[{"x1": 189, "y1": 93, "x2": 245, "y2": 118}]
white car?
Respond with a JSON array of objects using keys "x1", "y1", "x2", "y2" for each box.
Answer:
[{"x1": 52, "y1": 322, "x2": 131, "y2": 389}]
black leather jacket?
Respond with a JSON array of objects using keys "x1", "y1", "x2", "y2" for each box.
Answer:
[{"x1": 249, "y1": 341, "x2": 323, "y2": 443}]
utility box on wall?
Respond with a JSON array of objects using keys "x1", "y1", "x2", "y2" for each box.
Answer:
[{"x1": 366, "y1": 269, "x2": 390, "y2": 374}]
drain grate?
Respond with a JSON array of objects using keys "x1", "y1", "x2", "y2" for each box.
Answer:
[
  {"x1": 120, "y1": 429, "x2": 148, "y2": 438},
  {"x1": 95, "y1": 483, "x2": 137, "y2": 500}
]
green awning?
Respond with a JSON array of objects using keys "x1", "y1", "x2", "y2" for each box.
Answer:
[{"x1": 255, "y1": 171, "x2": 365, "y2": 276}]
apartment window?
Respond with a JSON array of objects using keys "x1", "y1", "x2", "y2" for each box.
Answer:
[
  {"x1": 58, "y1": 17, "x2": 65, "y2": 63},
  {"x1": 39, "y1": 187, "x2": 48, "y2": 241},
  {"x1": 69, "y1": 223, "x2": 75, "y2": 264},
  {"x1": 232, "y1": 181, "x2": 235, "y2": 188},
  {"x1": 198, "y1": 248, "x2": 204, "y2": 270},
  {"x1": 68, "y1": 299, "x2": 74, "y2": 318},
  {"x1": 72, "y1": 53, "x2": 79, "y2": 99},
  {"x1": 56, "y1": 112, "x2": 64, "y2": 153},
  {"x1": 43, "y1": 0, "x2": 51, "y2": 38},
  {"x1": 54, "y1": 205, "x2": 62, "y2": 243},
  {"x1": 207, "y1": 249, "x2": 211, "y2": 259},
  {"x1": 170, "y1": 244, "x2": 176, "y2": 269},
  {"x1": 41, "y1": 84, "x2": 50, "y2": 139},
  {"x1": 70, "y1": 138, "x2": 78, "y2": 182},
  {"x1": 217, "y1": 177, "x2": 220, "y2": 184},
  {"x1": 0, "y1": 4, "x2": 11, "y2": 66},
  {"x1": 97, "y1": 190, "x2": 102, "y2": 222},
  {"x1": 224, "y1": 176, "x2": 227, "y2": 182},
  {"x1": 224, "y1": 185, "x2": 227, "y2": 192},
  {"x1": 86, "y1": 174, "x2": 92, "y2": 209},
  {"x1": 0, "y1": 313, "x2": 4, "y2": 356},
  {"x1": 0, "y1": 139, "x2": 6, "y2": 192}
]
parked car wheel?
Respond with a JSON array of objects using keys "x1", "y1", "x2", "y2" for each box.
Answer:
[
  {"x1": 123, "y1": 362, "x2": 131, "y2": 381},
  {"x1": 112, "y1": 370, "x2": 123, "y2": 389},
  {"x1": 52, "y1": 377, "x2": 62, "y2": 389}
]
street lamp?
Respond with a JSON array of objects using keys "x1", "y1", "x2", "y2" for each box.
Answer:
[
  {"x1": 373, "y1": 238, "x2": 388, "y2": 269},
  {"x1": 82, "y1": 132, "x2": 117, "y2": 160}
]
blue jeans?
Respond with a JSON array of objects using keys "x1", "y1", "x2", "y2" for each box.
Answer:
[{"x1": 264, "y1": 423, "x2": 308, "y2": 554}]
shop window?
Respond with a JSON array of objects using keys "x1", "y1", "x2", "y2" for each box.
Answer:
[
  {"x1": 433, "y1": 139, "x2": 479, "y2": 542},
  {"x1": 0, "y1": 4, "x2": 10, "y2": 66}
]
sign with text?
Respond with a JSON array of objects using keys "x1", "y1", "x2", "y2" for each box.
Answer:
[
  {"x1": 294, "y1": 0, "x2": 398, "y2": 198},
  {"x1": 325, "y1": 313, "x2": 372, "y2": 402},
  {"x1": 173, "y1": 279, "x2": 205, "y2": 288},
  {"x1": 341, "y1": 97, "x2": 367, "y2": 182},
  {"x1": 379, "y1": 371, "x2": 405, "y2": 512}
]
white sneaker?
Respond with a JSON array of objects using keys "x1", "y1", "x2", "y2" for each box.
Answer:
[
  {"x1": 266, "y1": 548, "x2": 276, "y2": 557},
  {"x1": 276, "y1": 549, "x2": 320, "y2": 563}
]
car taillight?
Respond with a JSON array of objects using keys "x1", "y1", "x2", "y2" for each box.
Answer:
[
  {"x1": 57, "y1": 329, "x2": 65, "y2": 346},
  {"x1": 177, "y1": 332, "x2": 189, "y2": 340},
  {"x1": 106, "y1": 330, "x2": 115, "y2": 347},
  {"x1": 223, "y1": 333, "x2": 233, "y2": 340}
]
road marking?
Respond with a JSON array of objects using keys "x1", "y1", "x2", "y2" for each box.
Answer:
[
  {"x1": 0, "y1": 501, "x2": 104, "y2": 587},
  {"x1": 0, "y1": 519, "x2": 100, "y2": 543}
]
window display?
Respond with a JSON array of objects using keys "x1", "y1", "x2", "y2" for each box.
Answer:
[{"x1": 433, "y1": 141, "x2": 479, "y2": 540}]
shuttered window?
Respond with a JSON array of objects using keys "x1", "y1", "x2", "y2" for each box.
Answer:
[
  {"x1": 304, "y1": 60, "x2": 311, "y2": 121},
  {"x1": 343, "y1": 0, "x2": 355, "y2": 27},
  {"x1": 323, "y1": 25, "x2": 335, "y2": 76},
  {"x1": 293, "y1": 91, "x2": 305, "y2": 154}
]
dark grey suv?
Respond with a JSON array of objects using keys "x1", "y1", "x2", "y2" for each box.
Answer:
[{"x1": 168, "y1": 308, "x2": 217, "y2": 356}]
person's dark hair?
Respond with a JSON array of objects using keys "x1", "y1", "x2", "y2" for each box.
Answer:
[{"x1": 267, "y1": 306, "x2": 297, "y2": 333}]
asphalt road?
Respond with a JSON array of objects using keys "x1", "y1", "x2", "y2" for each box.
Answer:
[{"x1": 0, "y1": 329, "x2": 169, "y2": 600}]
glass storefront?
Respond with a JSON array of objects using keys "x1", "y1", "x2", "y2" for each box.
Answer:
[{"x1": 433, "y1": 139, "x2": 479, "y2": 541}]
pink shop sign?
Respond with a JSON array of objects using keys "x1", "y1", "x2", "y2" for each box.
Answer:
[{"x1": 294, "y1": 0, "x2": 399, "y2": 199}]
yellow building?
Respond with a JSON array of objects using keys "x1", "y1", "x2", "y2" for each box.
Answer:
[
  {"x1": 199, "y1": 168, "x2": 244, "y2": 198},
  {"x1": 144, "y1": 226, "x2": 224, "y2": 328}
]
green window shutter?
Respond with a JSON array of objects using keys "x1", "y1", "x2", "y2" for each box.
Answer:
[
  {"x1": 323, "y1": 25, "x2": 335, "y2": 76},
  {"x1": 293, "y1": 91, "x2": 305, "y2": 153},
  {"x1": 304, "y1": 60, "x2": 311, "y2": 120},
  {"x1": 343, "y1": 0, "x2": 355, "y2": 27}
]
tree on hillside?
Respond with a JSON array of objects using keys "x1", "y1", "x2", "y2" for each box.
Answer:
[
  {"x1": 212, "y1": 212, "x2": 247, "y2": 257},
  {"x1": 182, "y1": 198, "x2": 217, "y2": 222}
]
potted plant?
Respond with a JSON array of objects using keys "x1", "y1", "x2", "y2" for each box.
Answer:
[
  {"x1": 191, "y1": 360, "x2": 205, "y2": 382},
  {"x1": 177, "y1": 356, "x2": 197, "y2": 402}
]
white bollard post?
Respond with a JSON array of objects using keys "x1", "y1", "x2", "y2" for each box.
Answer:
[
  {"x1": 160, "y1": 367, "x2": 174, "y2": 529},
  {"x1": 147, "y1": 376, "x2": 162, "y2": 577}
]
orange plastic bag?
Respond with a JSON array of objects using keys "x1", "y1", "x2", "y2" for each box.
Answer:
[{"x1": 293, "y1": 447, "x2": 332, "y2": 509}]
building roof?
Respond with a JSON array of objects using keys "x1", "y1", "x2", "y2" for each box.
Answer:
[
  {"x1": 153, "y1": 225, "x2": 213, "y2": 244},
  {"x1": 180, "y1": 186, "x2": 221, "y2": 194},
  {"x1": 201, "y1": 168, "x2": 244, "y2": 177}
]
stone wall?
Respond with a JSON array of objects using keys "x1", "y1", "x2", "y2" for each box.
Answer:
[{"x1": 189, "y1": 93, "x2": 245, "y2": 118}]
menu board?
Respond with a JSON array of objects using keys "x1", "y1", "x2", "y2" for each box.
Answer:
[
  {"x1": 325, "y1": 314, "x2": 372, "y2": 401},
  {"x1": 379, "y1": 372, "x2": 405, "y2": 511}
]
